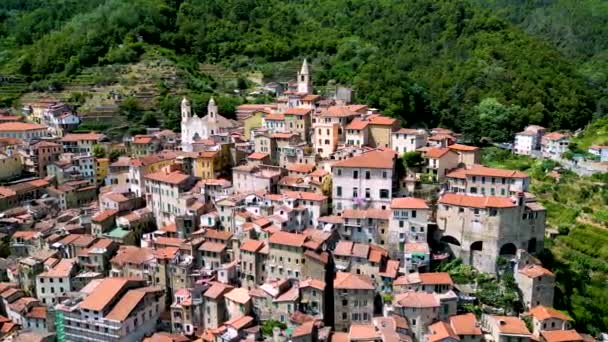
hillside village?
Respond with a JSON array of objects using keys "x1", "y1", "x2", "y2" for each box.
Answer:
[{"x1": 0, "y1": 60, "x2": 600, "y2": 342}]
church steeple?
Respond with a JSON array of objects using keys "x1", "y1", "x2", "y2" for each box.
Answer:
[
  {"x1": 297, "y1": 59, "x2": 311, "y2": 94},
  {"x1": 208, "y1": 97, "x2": 217, "y2": 121},
  {"x1": 181, "y1": 97, "x2": 191, "y2": 121}
]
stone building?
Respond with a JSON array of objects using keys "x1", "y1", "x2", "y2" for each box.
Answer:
[
  {"x1": 333, "y1": 272, "x2": 375, "y2": 332},
  {"x1": 436, "y1": 193, "x2": 546, "y2": 273},
  {"x1": 516, "y1": 264, "x2": 555, "y2": 309}
]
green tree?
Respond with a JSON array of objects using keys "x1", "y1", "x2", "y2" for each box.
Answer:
[
  {"x1": 92, "y1": 144, "x2": 106, "y2": 158},
  {"x1": 402, "y1": 151, "x2": 425, "y2": 168}
]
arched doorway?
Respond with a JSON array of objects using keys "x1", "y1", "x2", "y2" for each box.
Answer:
[
  {"x1": 499, "y1": 242, "x2": 517, "y2": 256},
  {"x1": 470, "y1": 241, "x2": 483, "y2": 266},
  {"x1": 440, "y1": 235, "x2": 461, "y2": 257}
]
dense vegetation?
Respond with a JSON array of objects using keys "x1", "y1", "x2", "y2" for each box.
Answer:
[
  {"x1": 482, "y1": 147, "x2": 608, "y2": 335},
  {"x1": 1, "y1": 0, "x2": 606, "y2": 136}
]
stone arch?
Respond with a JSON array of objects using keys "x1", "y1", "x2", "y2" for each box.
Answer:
[
  {"x1": 440, "y1": 235, "x2": 461, "y2": 246},
  {"x1": 192, "y1": 132, "x2": 200, "y2": 141},
  {"x1": 470, "y1": 241, "x2": 483, "y2": 266},
  {"x1": 528, "y1": 238, "x2": 537, "y2": 253},
  {"x1": 499, "y1": 242, "x2": 517, "y2": 256}
]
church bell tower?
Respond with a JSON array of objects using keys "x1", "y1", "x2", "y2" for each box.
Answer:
[{"x1": 297, "y1": 59, "x2": 312, "y2": 94}]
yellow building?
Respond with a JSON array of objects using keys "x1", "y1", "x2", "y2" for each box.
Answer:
[
  {"x1": 243, "y1": 111, "x2": 265, "y2": 140},
  {"x1": 368, "y1": 115, "x2": 399, "y2": 148},
  {"x1": 0, "y1": 152, "x2": 23, "y2": 180},
  {"x1": 95, "y1": 158, "x2": 110, "y2": 185},
  {"x1": 193, "y1": 151, "x2": 220, "y2": 179}
]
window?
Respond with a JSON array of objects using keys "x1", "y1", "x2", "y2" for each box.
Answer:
[
  {"x1": 353, "y1": 170, "x2": 359, "y2": 179},
  {"x1": 337, "y1": 186, "x2": 342, "y2": 196},
  {"x1": 353, "y1": 187, "x2": 358, "y2": 197},
  {"x1": 382, "y1": 171, "x2": 387, "y2": 178},
  {"x1": 379, "y1": 189, "x2": 389, "y2": 198},
  {"x1": 365, "y1": 171, "x2": 370, "y2": 179},
  {"x1": 365, "y1": 188, "x2": 370, "y2": 198},
  {"x1": 337, "y1": 169, "x2": 342, "y2": 176},
  {"x1": 411, "y1": 210, "x2": 416, "y2": 218},
  {"x1": 399, "y1": 221, "x2": 404, "y2": 228}
]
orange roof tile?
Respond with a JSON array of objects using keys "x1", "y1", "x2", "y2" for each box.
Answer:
[
  {"x1": 346, "y1": 119, "x2": 369, "y2": 130},
  {"x1": 490, "y1": 316, "x2": 530, "y2": 336},
  {"x1": 369, "y1": 115, "x2": 397, "y2": 126},
  {"x1": 204, "y1": 229, "x2": 233, "y2": 241},
  {"x1": 425, "y1": 147, "x2": 453, "y2": 159},
  {"x1": 391, "y1": 197, "x2": 429, "y2": 209},
  {"x1": 543, "y1": 132, "x2": 569, "y2": 141},
  {"x1": 394, "y1": 292, "x2": 439, "y2": 308},
  {"x1": 518, "y1": 265, "x2": 555, "y2": 279},
  {"x1": 449, "y1": 165, "x2": 528, "y2": 178},
  {"x1": 144, "y1": 170, "x2": 190, "y2": 185},
  {"x1": 332, "y1": 150, "x2": 395, "y2": 169},
  {"x1": 342, "y1": 208, "x2": 390, "y2": 220},
  {"x1": 449, "y1": 313, "x2": 482, "y2": 336},
  {"x1": 224, "y1": 287, "x2": 251, "y2": 304},
  {"x1": 334, "y1": 272, "x2": 374, "y2": 290},
  {"x1": 199, "y1": 241, "x2": 227, "y2": 253},
  {"x1": 265, "y1": 113, "x2": 285, "y2": 121},
  {"x1": 80, "y1": 278, "x2": 131, "y2": 312},
  {"x1": 349, "y1": 325, "x2": 380, "y2": 341},
  {"x1": 225, "y1": 315, "x2": 254, "y2": 330},
  {"x1": 299, "y1": 278, "x2": 326, "y2": 291},
  {"x1": 541, "y1": 330, "x2": 583, "y2": 342},
  {"x1": 293, "y1": 321, "x2": 315, "y2": 338},
  {"x1": 105, "y1": 289, "x2": 146, "y2": 321},
  {"x1": 61, "y1": 133, "x2": 105, "y2": 142},
  {"x1": 287, "y1": 163, "x2": 315, "y2": 173},
  {"x1": 0, "y1": 122, "x2": 46, "y2": 131},
  {"x1": 439, "y1": 193, "x2": 516, "y2": 208},
  {"x1": 428, "y1": 321, "x2": 458, "y2": 342},
  {"x1": 26, "y1": 306, "x2": 47, "y2": 319},
  {"x1": 283, "y1": 190, "x2": 327, "y2": 202},
  {"x1": 528, "y1": 305, "x2": 571, "y2": 321},
  {"x1": 284, "y1": 108, "x2": 312, "y2": 116},
  {"x1": 269, "y1": 231, "x2": 307, "y2": 247},
  {"x1": 449, "y1": 144, "x2": 479, "y2": 152},
  {"x1": 419, "y1": 272, "x2": 454, "y2": 285},
  {"x1": 92, "y1": 209, "x2": 118, "y2": 223},
  {"x1": 240, "y1": 239, "x2": 265, "y2": 253},
  {"x1": 204, "y1": 282, "x2": 233, "y2": 299},
  {"x1": 247, "y1": 152, "x2": 269, "y2": 160}
]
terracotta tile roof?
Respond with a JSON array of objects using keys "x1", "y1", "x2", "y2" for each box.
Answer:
[
  {"x1": 428, "y1": 321, "x2": 458, "y2": 342},
  {"x1": 144, "y1": 170, "x2": 190, "y2": 185},
  {"x1": 349, "y1": 324, "x2": 380, "y2": 341},
  {"x1": 269, "y1": 231, "x2": 307, "y2": 247},
  {"x1": 39, "y1": 258, "x2": 76, "y2": 278},
  {"x1": 394, "y1": 292, "x2": 440, "y2": 308},
  {"x1": 287, "y1": 163, "x2": 315, "y2": 173},
  {"x1": 528, "y1": 305, "x2": 571, "y2": 321},
  {"x1": 274, "y1": 286, "x2": 299, "y2": 302},
  {"x1": 449, "y1": 164, "x2": 528, "y2": 178},
  {"x1": 0, "y1": 122, "x2": 46, "y2": 131},
  {"x1": 133, "y1": 135, "x2": 155, "y2": 144},
  {"x1": 449, "y1": 313, "x2": 481, "y2": 336},
  {"x1": 61, "y1": 133, "x2": 105, "y2": 142},
  {"x1": 449, "y1": 144, "x2": 479, "y2": 152},
  {"x1": 439, "y1": 193, "x2": 516, "y2": 208},
  {"x1": 144, "y1": 332, "x2": 191, "y2": 342},
  {"x1": 490, "y1": 316, "x2": 530, "y2": 336},
  {"x1": 26, "y1": 306, "x2": 47, "y2": 319},
  {"x1": 105, "y1": 289, "x2": 146, "y2": 321},
  {"x1": 301, "y1": 95, "x2": 321, "y2": 102},
  {"x1": 154, "y1": 247, "x2": 179, "y2": 260},
  {"x1": 343, "y1": 208, "x2": 390, "y2": 220},
  {"x1": 160, "y1": 223, "x2": 177, "y2": 233},
  {"x1": 225, "y1": 287, "x2": 251, "y2": 304},
  {"x1": 292, "y1": 321, "x2": 315, "y2": 338},
  {"x1": 80, "y1": 278, "x2": 131, "y2": 312},
  {"x1": 283, "y1": 190, "x2": 327, "y2": 202},
  {"x1": 332, "y1": 149, "x2": 395, "y2": 169},
  {"x1": 334, "y1": 241, "x2": 354, "y2": 256},
  {"x1": 284, "y1": 108, "x2": 313, "y2": 116},
  {"x1": 12, "y1": 230, "x2": 39, "y2": 240},
  {"x1": 247, "y1": 152, "x2": 269, "y2": 160},
  {"x1": 225, "y1": 315, "x2": 254, "y2": 330},
  {"x1": 369, "y1": 115, "x2": 397, "y2": 126},
  {"x1": 204, "y1": 229, "x2": 233, "y2": 241},
  {"x1": 319, "y1": 105, "x2": 367, "y2": 117},
  {"x1": 92, "y1": 209, "x2": 118, "y2": 223},
  {"x1": 240, "y1": 239, "x2": 265, "y2": 253},
  {"x1": 319, "y1": 215, "x2": 344, "y2": 224},
  {"x1": 299, "y1": 278, "x2": 326, "y2": 291},
  {"x1": 425, "y1": 147, "x2": 453, "y2": 159},
  {"x1": 428, "y1": 133, "x2": 456, "y2": 141},
  {"x1": 111, "y1": 246, "x2": 155, "y2": 266},
  {"x1": 330, "y1": 332, "x2": 350, "y2": 342},
  {"x1": 352, "y1": 243, "x2": 371, "y2": 259},
  {"x1": 541, "y1": 330, "x2": 583, "y2": 342},
  {"x1": 334, "y1": 271, "x2": 374, "y2": 290},
  {"x1": 346, "y1": 119, "x2": 369, "y2": 130},
  {"x1": 204, "y1": 282, "x2": 233, "y2": 299},
  {"x1": 199, "y1": 241, "x2": 227, "y2": 253},
  {"x1": 378, "y1": 259, "x2": 400, "y2": 279},
  {"x1": 518, "y1": 265, "x2": 555, "y2": 279},
  {"x1": 419, "y1": 272, "x2": 453, "y2": 285},
  {"x1": 543, "y1": 132, "x2": 569, "y2": 141},
  {"x1": 309, "y1": 168, "x2": 329, "y2": 177},
  {"x1": 391, "y1": 197, "x2": 429, "y2": 209},
  {"x1": 265, "y1": 113, "x2": 285, "y2": 121}
]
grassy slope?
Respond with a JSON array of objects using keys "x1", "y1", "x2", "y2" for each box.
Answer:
[{"x1": 481, "y1": 147, "x2": 608, "y2": 334}]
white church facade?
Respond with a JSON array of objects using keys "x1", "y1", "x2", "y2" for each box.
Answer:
[{"x1": 180, "y1": 97, "x2": 238, "y2": 152}]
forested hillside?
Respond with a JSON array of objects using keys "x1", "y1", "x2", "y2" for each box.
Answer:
[{"x1": 0, "y1": 0, "x2": 605, "y2": 137}]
